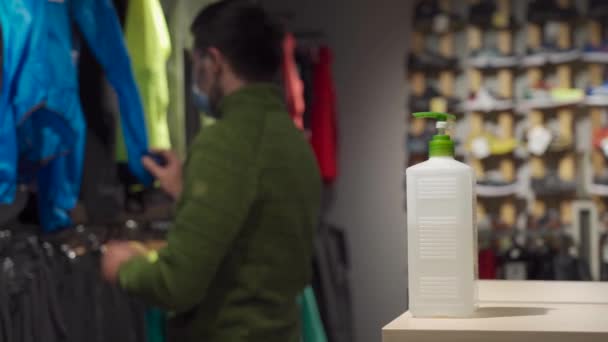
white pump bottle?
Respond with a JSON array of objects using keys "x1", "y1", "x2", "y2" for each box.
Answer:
[{"x1": 406, "y1": 112, "x2": 478, "y2": 318}]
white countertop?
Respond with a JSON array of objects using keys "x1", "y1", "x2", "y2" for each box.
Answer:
[
  {"x1": 477, "y1": 280, "x2": 608, "y2": 304},
  {"x1": 383, "y1": 281, "x2": 608, "y2": 342}
]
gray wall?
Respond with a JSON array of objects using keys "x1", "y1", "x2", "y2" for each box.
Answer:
[{"x1": 262, "y1": 1, "x2": 412, "y2": 341}]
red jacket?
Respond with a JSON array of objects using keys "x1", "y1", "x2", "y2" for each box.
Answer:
[{"x1": 310, "y1": 47, "x2": 338, "y2": 183}]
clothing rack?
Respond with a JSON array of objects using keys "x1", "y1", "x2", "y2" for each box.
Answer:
[{"x1": 0, "y1": 225, "x2": 156, "y2": 342}]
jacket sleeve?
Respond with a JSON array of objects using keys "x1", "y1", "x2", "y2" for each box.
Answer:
[
  {"x1": 118, "y1": 126, "x2": 259, "y2": 312},
  {"x1": 0, "y1": 108, "x2": 17, "y2": 202},
  {"x1": 0, "y1": 0, "x2": 38, "y2": 202},
  {"x1": 70, "y1": 0, "x2": 152, "y2": 185}
]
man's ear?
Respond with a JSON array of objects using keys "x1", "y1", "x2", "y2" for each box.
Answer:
[{"x1": 206, "y1": 47, "x2": 224, "y2": 73}]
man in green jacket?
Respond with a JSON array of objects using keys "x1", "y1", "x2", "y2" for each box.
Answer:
[{"x1": 101, "y1": 1, "x2": 322, "y2": 341}]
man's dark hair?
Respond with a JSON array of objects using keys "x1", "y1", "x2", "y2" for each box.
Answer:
[{"x1": 191, "y1": 0, "x2": 284, "y2": 82}]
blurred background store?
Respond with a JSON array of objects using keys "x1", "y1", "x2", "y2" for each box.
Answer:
[
  {"x1": 406, "y1": 0, "x2": 608, "y2": 290},
  {"x1": 9, "y1": 1, "x2": 608, "y2": 342}
]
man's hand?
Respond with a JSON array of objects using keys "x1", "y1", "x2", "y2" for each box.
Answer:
[
  {"x1": 102, "y1": 241, "x2": 143, "y2": 284},
  {"x1": 142, "y1": 149, "x2": 183, "y2": 199}
]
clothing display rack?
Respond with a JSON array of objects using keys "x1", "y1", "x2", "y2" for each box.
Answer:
[
  {"x1": 0, "y1": 0, "x2": 175, "y2": 341},
  {"x1": 0, "y1": 223, "x2": 170, "y2": 342}
]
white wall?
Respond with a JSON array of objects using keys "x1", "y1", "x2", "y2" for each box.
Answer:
[{"x1": 263, "y1": 1, "x2": 412, "y2": 341}]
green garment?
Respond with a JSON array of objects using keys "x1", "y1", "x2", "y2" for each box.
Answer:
[
  {"x1": 298, "y1": 287, "x2": 328, "y2": 342},
  {"x1": 119, "y1": 84, "x2": 322, "y2": 342},
  {"x1": 145, "y1": 308, "x2": 166, "y2": 342},
  {"x1": 117, "y1": 0, "x2": 172, "y2": 160}
]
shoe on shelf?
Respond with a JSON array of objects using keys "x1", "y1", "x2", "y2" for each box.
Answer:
[
  {"x1": 546, "y1": 119, "x2": 573, "y2": 152},
  {"x1": 476, "y1": 215, "x2": 492, "y2": 232},
  {"x1": 468, "y1": 47, "x2": 518, "y2": 69},
  {"x1": 478, "y1": 170, "x2": 513, "y2": 188},
  {"x1": 594, "y1": 169, "x2": 608, "y2": 186},
  {"x1": 414, "y1": 0, "x2": 465, "y2": 34},
  {"x1": 546, "y1": 45, "x2": 580, "y2": 64},
  {"x1": 467, "y1": 130, "x2": 519, "y2": 158},
  {"x1": 536, "y1": 208, "x2": 563, "y2": 231},
  {"x1": 588, "y1": 167, "x2": 608, "y2": 196},
  {"x1": 531, "y1": 170, "x2": 576, "y2": 196},
  {"x1": 491, "y1": 137, "x2": 519, "y2": 155},
  {"x1": 520, "y1": 81, "x2": 584, "y2": 110},
  {"x1": 522, "y1": 45, "x2": 580, "y2": 66},
  {"x1": 476, "y1": 170, "x2": 519, "y2": 197},
  {"x1": 528, "y1": 0, "x2": 580, "y2": 24},
  {"x1": 408, "y1": 50, "x2": 459, "y2": 72},
  {"x1": 548, "y1": 133, "x2": 572, "y2": 152},
  {"x1": 409, "y1": 86, "x2": 460, "y2": 113},
  {"x1": 478, "y1": 213, "x2": 514, "y2": 233},
  {"x1": 469, "y1": 0, "x2": 519, "y2": 30},
  {"x1": 527, "y1": 120, "x2": 573, "y2": 155},
  {"x1": 527, "y1": 122, "x2": 573, "y2": 155},
  {"x1": 462, "y1": 87, "x2": 513, "y2": 112},
  {"x1": 592, "y1": 127, "x2": 608, "y2": 150},
  {"x1": 551, "y1": 87, "x2": 585, "y2": 104},
  {"x1": 585, "y1": 83, "x2": 608, "y2": 106},
  {"x1": 582, "y1": 42, "x2": 608, "y2": 63},
  {"x1": 521, "y1": 47, "x2": 548, "y2": 67}
]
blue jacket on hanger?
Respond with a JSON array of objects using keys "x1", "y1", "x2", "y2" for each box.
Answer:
[
  {"x1": 0, "y1": 0, "x2": 45, "y2": 202},
  {"x1": 1, "y1": 0, "x2": 152, "y2": 231}
]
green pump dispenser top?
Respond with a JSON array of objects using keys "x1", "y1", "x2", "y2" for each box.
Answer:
[{"x1": 413, "y1": 112, "x2": 456, "y2": 157}]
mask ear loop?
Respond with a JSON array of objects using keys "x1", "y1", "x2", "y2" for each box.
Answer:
[
  {"x1": 191, "y1": 50, "x2": 204, "y2": 90},
  {"x1": 192, "y1": 47, "x2": 224, "y2": 119}
]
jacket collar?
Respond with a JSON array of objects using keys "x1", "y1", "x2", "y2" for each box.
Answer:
[{"x1": 218, "y1": 83, "x2": 283, "y2": 117}]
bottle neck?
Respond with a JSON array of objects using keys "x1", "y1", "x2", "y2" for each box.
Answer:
[
  {"x1": 429, "y1": 155, "x2": 454, "y2": 160},
  {"x1": 428, "y1": 134, "x2": 454, "y2": 158}
]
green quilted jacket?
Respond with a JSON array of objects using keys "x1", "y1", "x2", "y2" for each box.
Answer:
[{"x1": 119, "y1": 84, "x2": 322, "y2": 341}]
